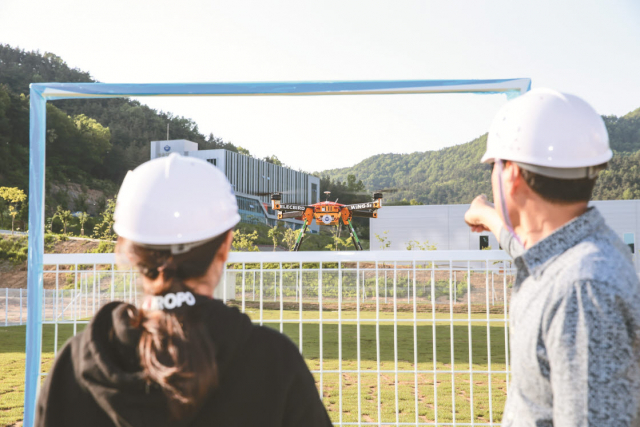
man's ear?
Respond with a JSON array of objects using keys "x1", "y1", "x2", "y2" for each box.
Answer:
[{"x1": 505, "y1": 162, "x2": 523, "y2": 196}]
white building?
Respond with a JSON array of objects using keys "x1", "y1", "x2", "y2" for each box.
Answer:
[
  {"x1": 151, "y1": 139, "x2": 320, "y2": 231},
  {"x1": 370, "y1": 200, "x2": 639, "y2": 270}
]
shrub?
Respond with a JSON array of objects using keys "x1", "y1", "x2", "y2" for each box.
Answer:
[
  {"x1": 0, "y1": 235, "x2": 28, "y2": 264},
  {"x1": 92, "y1": 241, "x2": 115, "y2": 253}
]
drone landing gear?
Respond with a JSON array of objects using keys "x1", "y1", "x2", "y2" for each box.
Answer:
[
  {"x1": 347, "y1": 219, "x2": 363, "y2": 251},
  {"x1": 293, "y1": 219, "x2": 309, "y2": 251}
]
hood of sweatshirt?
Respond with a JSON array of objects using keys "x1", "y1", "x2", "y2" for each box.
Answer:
[{"x1": 70, "y1": 296, "x2": 254, "y2": 427}]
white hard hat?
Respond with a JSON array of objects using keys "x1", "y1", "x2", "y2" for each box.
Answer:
[
  {"x1": 482, "y1": 88, "x2": 612, "y2": 179},
  {"x1": 114, "y1": 153, "x2": 240, "y2": 254}
]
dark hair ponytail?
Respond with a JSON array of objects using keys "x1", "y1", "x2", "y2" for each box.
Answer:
[{"x1": 118, "y1": 232, "x2": 230, "y2": 419}]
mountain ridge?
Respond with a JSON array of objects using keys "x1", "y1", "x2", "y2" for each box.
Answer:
[{"x1": 319, "y1": 111, "x2": 640, "y2": 204}]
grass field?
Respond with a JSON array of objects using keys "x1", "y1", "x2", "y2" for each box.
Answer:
[{"x1": 0, "y1": 309, "x2": 509, "y2": 426}]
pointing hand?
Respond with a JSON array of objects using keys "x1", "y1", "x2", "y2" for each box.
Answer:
[{"x1": 464, "y1": 195, "x2": 502, "y2": 237}]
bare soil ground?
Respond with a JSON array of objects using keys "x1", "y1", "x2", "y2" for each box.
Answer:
[{"x1": 0, "y1": 239, "x2": 102, "y2": 289}]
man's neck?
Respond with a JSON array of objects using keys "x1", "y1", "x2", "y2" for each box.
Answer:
[{"x1": 513, "y1": 201, "x2": 589, "y2": 249}]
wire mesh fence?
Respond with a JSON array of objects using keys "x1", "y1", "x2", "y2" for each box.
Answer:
[{"x1": 16, "y1": 250, "x2": 516, "y2": 426}]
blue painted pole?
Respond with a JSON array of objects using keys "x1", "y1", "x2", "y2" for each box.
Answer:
[{"x1": 24, "y1": 87, "x2": 46, "y2": 427}]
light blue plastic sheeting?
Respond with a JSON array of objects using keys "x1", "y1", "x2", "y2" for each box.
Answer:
[
  {"x1": 24, "y1": 78, "x2": 531, "y2": 427},
  {"x1": 31, "y1": 78, "x2": 531, "y2": 100}
]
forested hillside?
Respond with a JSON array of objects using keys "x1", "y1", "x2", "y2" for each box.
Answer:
[
  {"x1": 320, "y1": 107, "x2": 640, "y2": 204},
  {"x1": 0, "y1": 44, "x2": 249, "y2": 202}
]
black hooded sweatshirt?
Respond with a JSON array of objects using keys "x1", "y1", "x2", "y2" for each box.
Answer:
[{"x1": 35, "y1": 297, "x2": 333, "y2": 427}]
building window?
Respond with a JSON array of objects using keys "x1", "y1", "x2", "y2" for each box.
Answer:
[
  {"x1": 479, "y1": 235, "x2": 489, "y2": 250},
  {"x1": 311, "y1": 183, "x2": 318, "y2": 204},
  {"x1": 206, "y1": 158, "x2": 217, "y2": 166},
  {"x1": 624, "y1": 233, "x2": 635, "y2": 254}
]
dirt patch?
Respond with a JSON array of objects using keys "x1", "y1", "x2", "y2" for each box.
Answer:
[{"x1": 0, "y1": 238, "x2": 103, "y2": 289}]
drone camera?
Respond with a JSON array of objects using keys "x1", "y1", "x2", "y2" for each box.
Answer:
[
  {"x1": 271, "y1": 193, "x2": 282, "y2": 201},
  {"x1": 373, "y1": 192, "x2": 383, "y2": 200}
]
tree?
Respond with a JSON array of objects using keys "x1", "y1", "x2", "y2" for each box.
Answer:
[
  {"x1": 92, "y1": 198, "x2": 117, "y2": 240},
  {"x1": 324, "y1": 227, "x2": 351, "y2": 251},
  {"x1": 0, "y1": 187, "x2": 26, "y2": 234},
  {"x1": 282, "y1": 228, "x2": 299, "y2": 251},
  {"x1": 232, "y1": 230, "x2": 259, "y2": 252},
  {"x1": 75, "y1": 194, "x2": 89, "y2": 213},
  {"x1": 237, "y1": 146, "x2": 251, "y2": 156},
  {"x1": 374, "y1": 231, "x2": 391, "y2": 250},
  {"x1": 263, "y1": 155, "x2": 284, "y2": 166},
  {"x1": 73, "y1": 114, "x2": 111, "y2": 170},
  {"x1": 77, "y1": 212, "x2": 89, "y2": 236},
  {"x1": 267, "y1": 224, "x2": 284, "y2": 251},
  {"x1": 54, "y1": 205, "x2": 72, "y2": 235}
]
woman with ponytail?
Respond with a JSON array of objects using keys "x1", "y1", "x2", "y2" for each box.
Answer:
[{"x1": 36, "y1": 154, "x2": 332, "y2": 427}]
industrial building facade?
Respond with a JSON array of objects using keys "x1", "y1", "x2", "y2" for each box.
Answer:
[
  {"x1": 151, "y1": 139, "x2": 320, "y2": 231},
  {"x1": 370, "y1": 200, "x2": 639, "y2": 270}
]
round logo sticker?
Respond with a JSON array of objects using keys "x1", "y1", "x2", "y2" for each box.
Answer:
[
  {"x1": 322, "y1": 214, "x2": 332, "y2": 225},
  {"x1": 164, "y1": 145, "x2": 171, "y2": 152}
]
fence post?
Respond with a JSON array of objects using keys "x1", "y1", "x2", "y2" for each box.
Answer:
[
  {"x1": 362, "y1": 270, "x2": 366, "y2": 302},
  {"x1": 454, "y1": 271, "x2": 457, "y2": 303},
  {"x1": 385, "y1": 270, "x2": 388, "y2": 304},
  {"x1": 92, "y1": 265, "x2": 96, "y2": 315},
  {"x1": 129, "y1": 266, "x2": 134, "y2": 304},
  {"x1": 110, "y1": 264, "x2": 115, "y2": 303},
  {"x1": 407, "y1": 270, "x2": 410, "y2": 304},
  {"x1": 241, "y1": 263, "x2": 246, "y2": 312},
  {"x1": 491, "y1": 271, "x2": 495, "y2": 305},
  {"x1": 223, "y1": 262, "x2": 227, "y2": 303},
  {"x1": 74, "y1": 263, "x2": 78, "y2": 335}
]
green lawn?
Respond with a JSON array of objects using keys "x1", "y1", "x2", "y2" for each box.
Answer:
[{"x1": 0, "y1": 309, "x2": 509, "y2": 426}]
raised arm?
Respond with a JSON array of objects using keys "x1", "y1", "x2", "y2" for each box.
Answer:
[{"x1": 464, "y1": 195, "x2": 503, "y2": 240}]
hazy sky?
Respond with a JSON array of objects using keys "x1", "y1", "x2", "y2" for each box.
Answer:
[{"x1": 2, "y1": 0, "x2": 639, "y2": 171}]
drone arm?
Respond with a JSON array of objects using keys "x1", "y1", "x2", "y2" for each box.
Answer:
[
  {"x1": 344, "y1": 201, "x2": 377, "y2": 210},
  {"x1": 278, "y1": 211, "x2": 304, "y2": 219},
  {"x1": 351, "y1": 210, "x2": 377, "y2": 218}
]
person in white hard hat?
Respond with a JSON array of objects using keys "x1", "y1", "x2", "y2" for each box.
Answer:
[
  {"x1": 35, "y1": 154, "x2": 333, "y2": 427},
  {"x1": 464, "y1": 88, "x2": 640, "y2": 426}
]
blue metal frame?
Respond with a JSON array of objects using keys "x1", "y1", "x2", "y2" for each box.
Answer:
[{"x1": 24, "y1": 78, "x2": 530, "y2": 426}]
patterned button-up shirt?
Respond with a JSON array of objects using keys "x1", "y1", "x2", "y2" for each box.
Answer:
[{"x1": 500, "y1": 207, "x2": 640, "y2": 426}]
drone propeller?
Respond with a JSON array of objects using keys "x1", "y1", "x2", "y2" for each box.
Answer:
[
  {"x1": 342, "y1": 188, "x2": 399, "y2": 197},
  {"x1": 250, "y1": 189, "x2": 300, "y2": 197},
  {"x1": 377, "y1": 188, "x2": 399, "y2": 194}
]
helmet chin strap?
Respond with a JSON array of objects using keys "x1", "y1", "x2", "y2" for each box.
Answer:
[{"x1": 495, "y1": 159, "x2": 524, "y2": 247}]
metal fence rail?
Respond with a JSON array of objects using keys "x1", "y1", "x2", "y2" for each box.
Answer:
[{"x1": 18, "y1": 250, "x2": 516, "y2": 426}]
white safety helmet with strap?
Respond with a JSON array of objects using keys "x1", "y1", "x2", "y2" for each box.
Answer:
[
  {"x1": 482, "y1": 87, "x2": 612, "y2": 179},
  {"x1": 482, "y1": 88, "x2": 611, "y2": 246},
  {"x1": 114, "y1": 153, "x2": 240, "y2": 254}
]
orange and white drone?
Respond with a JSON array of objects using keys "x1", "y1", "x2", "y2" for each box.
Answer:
[{"x1": 270, "y1": 191, "x2": 383, "y2": 251}]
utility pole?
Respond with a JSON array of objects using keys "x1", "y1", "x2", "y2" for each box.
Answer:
[{"x1": 166, "y1": 123, "x2": 169, "y2": 140}]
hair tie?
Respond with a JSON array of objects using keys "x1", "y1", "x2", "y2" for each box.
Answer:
[{"x1": 141, "y1": 291, "x2": 197, "y2": 312}]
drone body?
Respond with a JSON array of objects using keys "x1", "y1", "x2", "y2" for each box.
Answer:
[{"x1": 271, "y1": 192, "x2": 383, "y2": 251}]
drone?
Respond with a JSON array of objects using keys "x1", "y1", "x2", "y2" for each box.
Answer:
[{"x1": 271, "y1": 191, "x2": 383, "y2": 251}]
